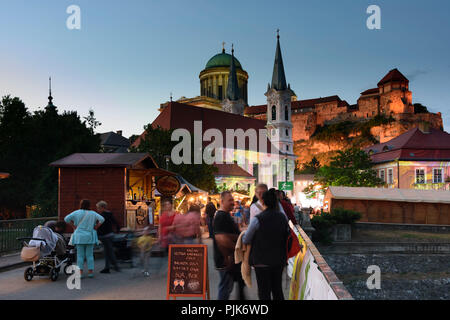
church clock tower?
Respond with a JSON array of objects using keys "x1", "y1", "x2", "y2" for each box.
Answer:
[{"x1": 265, "y1": 31, "x2": 295, "y2": 187}]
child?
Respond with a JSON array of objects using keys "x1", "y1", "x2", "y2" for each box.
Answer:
[{"x1": 137, "y1": 226, "x2": 155, "y2": 277}]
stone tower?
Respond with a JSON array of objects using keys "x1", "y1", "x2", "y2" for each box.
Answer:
[
  {"x1": 378, "y1": 68, "x2": 414, "y2": 115},
  {"x1": 265, "y1": 31, "x2": 295, "y2": 185},
  {"x1": 265, "y1": 32, "x2": 295, "y2": 158},
  {"x1": 222, "y1": 45, "x2": 245, "y2": 115}
]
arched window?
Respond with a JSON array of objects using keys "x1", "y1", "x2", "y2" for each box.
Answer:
[
  {"x1": 285, "y1": 105, "x2": 289, "y2": 121},
  {"x1": 271, "y1": 106, "x2": 276, "y2": 121}
]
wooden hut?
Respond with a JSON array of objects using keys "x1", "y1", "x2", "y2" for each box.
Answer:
[
  {"x1": 50, "y1": 153, "x2": 176, "y2": 229},
  {"x1": 324, "y1": 186, "x2": 450, "y2": 225}
]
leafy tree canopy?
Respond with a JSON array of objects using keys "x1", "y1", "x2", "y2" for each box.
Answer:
[
  {"x1": 296, "y1": 157, "x2": 321, "y2": 174},
  {"x1": 304, "y1": 148, "x2": 384, "y2": 198},
  {"x1": 0, "y1": 95, "x2": 100, "y2": 218}
]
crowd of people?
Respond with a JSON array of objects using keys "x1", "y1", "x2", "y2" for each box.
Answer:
[
  {"x1": 41, "y1": 186, "x2": 299, "y2": 300},
  {"x1": 212, "y1": 183, "x2": 299, "y2": 301}
]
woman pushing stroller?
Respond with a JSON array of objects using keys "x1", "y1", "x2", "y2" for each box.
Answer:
[{"x1": 64, "y1": 199, "x2": 104, "y2": 278}]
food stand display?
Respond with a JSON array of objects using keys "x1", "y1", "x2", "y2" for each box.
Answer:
[
  {"x1": 50, "y1": 153, "x2": 176, "y2": 230},
  {"x1": 155, "y1": 175, "x2": 208, "y2": 214}
]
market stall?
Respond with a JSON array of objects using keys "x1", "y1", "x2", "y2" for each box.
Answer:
[{"x1": 50, "y1": 153, "x2": 177, "y2": 230}]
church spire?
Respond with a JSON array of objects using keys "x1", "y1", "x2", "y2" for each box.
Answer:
[
  {"x1": 226, "y1": 44, "x2": 240, "y2": 101},
  {"x1": 271, "y1": 29, "x2": 287, "y2": 91},
  {"x1": 45, "y1": 77, "x2": 56, "y2": 112}
]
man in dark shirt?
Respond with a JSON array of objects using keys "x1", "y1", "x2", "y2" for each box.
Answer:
[
  {"x1": 96, "y1": 201, "x2": 121, "y2": 273},
  {"x1": 205, "y1": 197, "x2": 216, "y2": 238},
  {"x1": 213, "y1": 191, "x2": 246, "y2": 300}
]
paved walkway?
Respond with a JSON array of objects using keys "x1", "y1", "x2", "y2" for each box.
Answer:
[
  {"x1": 0, "y1": 253, "x2": 24, "y2": 271},
  {"x1": 0, "y1": 238, "x2": 291, "y2": 300}
]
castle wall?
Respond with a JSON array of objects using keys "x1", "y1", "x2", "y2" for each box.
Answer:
[
  {"x1": 314, "y1": 101, "x2": 347, "y2": 126},
  {"x1": 291, "y1": 112, "x2": 317, "y2": 141},
  {"x1": 380, "y1": 89, "x2": 413, "y2": 114},
  {"x1": 357, "y1": 95, "x2": 379, "y2": 119}
]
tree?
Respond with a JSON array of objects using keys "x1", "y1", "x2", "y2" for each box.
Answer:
[
  {"x1": 83, "y1": 108, "x2": 102, "y2": 133},
  {"x1": 131, "y1": 125, "x2": 217, "y2": 192},
  {"x1": 0, "y1": 96, "x2": 101, "y2": 218},
  {"x1": 304, "y1": 148, "x2": 384, "y2": 197},
  {"x1": 297, "y1": 157, "x2": 321, "y2": 174}
]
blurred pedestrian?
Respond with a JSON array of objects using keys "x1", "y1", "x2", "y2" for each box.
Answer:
[
  {"x1": 243, "y1": 189, "x2": 289, "y2": 300},
  {"x1": 242, "y1": 200, "x2": 250, "y2": 226},
  {"x1": 137, "y1": 226, "x2": 155, "y2": 277},
  {"x1": 250, "y1": 184, "x2": 268, "y2": 222},
  {"x1": 233, "y1": 201, "x2": 243, "y2": 226},
  {"x1": 213, "y1": 191, "x2": 246, "y2": 300},
  {"x1": 158, "y1": 198, "x2": 177, "y2": 253},
  {"x1": 277, "y1": 190, "x2": 297, "y2": 225},
  {"x1": 205, "y1": 197, "x2": 217, "y2": 239},
  {"x1": 64, "y1": 199, "x2": 104, "y2": 278},
  {"x1": 96, "y1": 201, "x2": 120, "y2": 273},
  {"x1": 173, "y1": 204, "x2": 202, "y2": 244}
]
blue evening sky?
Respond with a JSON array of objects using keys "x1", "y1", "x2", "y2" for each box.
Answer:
[{"x1": 0, "y1": 0, "x2": 449, "y2": 137}]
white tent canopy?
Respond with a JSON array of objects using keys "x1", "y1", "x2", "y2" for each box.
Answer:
[{"x1": 327, "y1": 186, "x2": 450, "y2": 204}]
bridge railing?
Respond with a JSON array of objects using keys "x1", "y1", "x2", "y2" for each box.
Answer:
[
  {"x1": 0, "y1": 217, "x2": 58, "y2": 255},
  {"x1": 288, "y1": 222, "x2": 353, "y2": 300}
]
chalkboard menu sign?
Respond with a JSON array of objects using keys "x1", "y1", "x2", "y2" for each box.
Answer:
[{"x1": 166, "y1": 244, "x2": 209, "y2": 299}]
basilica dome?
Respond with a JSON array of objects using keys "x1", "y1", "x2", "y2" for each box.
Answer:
[{"x1": 205, "y1": 52, "x2": 243, "y2": 70}]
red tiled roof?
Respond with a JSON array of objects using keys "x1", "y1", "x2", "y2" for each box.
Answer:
[
  {"x1": 50, "y1": 153, "x2": 158, "y2": 168},
  {"x1": 366, "y1": 127, "x2": 450, "y2": 163},
  {"x1": 214, "y1": 163, "x2": 255, "y2": 178},
  {"x1": 245, "y1": 95, "x2": 342, "y2": 115},
  {"x1": 377, "y1": 68, "x2": 409, "y2": 86},
  {"x1": 360, "y1": 88, "x2": 379, "y2": 96},
  {"x1": 133, "y1": 102, "x2": 278, "y2": 153}
]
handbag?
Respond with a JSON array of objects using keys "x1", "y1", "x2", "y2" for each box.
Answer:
[
  {"x1": 21, "y1": 246, "x2": 40, "y2": 262},
  {"x1": 287, "y1": 228, "x2": 301, "y2": 259},
  {"x1": 68, "y1": 210, "x2": 89, "y2": 246}
]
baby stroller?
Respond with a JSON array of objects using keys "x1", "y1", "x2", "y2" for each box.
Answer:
[
  {"x1": 112, "y1": 230, "x2": 137, "y2": 268},
  {"x1": 18, "y1": 225, "x2": 75, "y2": 281}
]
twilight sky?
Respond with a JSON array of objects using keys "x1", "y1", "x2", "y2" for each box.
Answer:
[{"x1": 1, "y1": 0, "x2": 449, "y2": 137}]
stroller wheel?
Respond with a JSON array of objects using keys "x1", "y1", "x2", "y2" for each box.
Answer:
[
  {"x1": 63, "y1": 264, "x2": 72, "y2": 276},
  {"x1": 24, "y1": 267, "x2": 34, "y2": 281},
  {"x1": 50, "y1": 268, "x2": 59, "y2": 281}
]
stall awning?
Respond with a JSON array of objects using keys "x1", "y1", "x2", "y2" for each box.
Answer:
[
  {"x1": 155, "y1": 175, "x2": 207, "y2": 196},
  {"x1": 327, "y1": 186, "x2": 450, "y2": 204}
]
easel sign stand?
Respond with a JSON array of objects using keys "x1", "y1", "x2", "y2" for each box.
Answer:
[{"x1": 166, "y1": 244, "x2": 210, "y2": 300}]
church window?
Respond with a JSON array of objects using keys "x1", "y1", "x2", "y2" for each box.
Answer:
[
  {"x1": 286, "y1": 129, "x2": 289, "y2": 137},
  {"x1": 285, "y1": 106, "x2": 289, "y2": 120},
  {"x1": 272, "y1": 106, "x2": 276, "y2": 121},
  {"x1": 218, "y1": 86, "x2": 223, "y2": 100},
  {"x1": 286, "y1": 145, "x2": 289, "y2": 151}
]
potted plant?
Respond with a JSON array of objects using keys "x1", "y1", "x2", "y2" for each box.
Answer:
[
  {"x1": 311, "y1": 208, "x2": 361, "y2": 244},
  {"x1": 330, "y1": 208, "x2": 361, "y2": 242}
]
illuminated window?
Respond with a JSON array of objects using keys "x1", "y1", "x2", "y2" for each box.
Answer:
[
  {"x1": 379, "y1": 169, "x2": 385, "y2": 182},
  {"x1": 387, "y1": 168, "x2": 394, "y2": 184},
  {"x1": 433, "y1": 168, "x2": 443, "y2": 183},
  {"x1": 415, "y1": 168, "x2": 426, "y2": 184}
]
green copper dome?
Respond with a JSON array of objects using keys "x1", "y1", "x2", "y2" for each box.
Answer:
[{"x1": 205, "y1": 52, "x2": 243, "y2": 70}]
